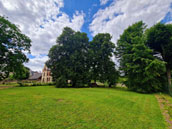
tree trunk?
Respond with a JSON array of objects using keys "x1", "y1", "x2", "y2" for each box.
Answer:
[{"x1": 166, "y1": 65, "x2": 172, "y2": 95}]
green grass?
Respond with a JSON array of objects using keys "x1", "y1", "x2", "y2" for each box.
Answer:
[
  {"x1": 159, "y1": 94, "x2": 172, "y2": 120},
  {"x1": 0, "y1": 82, "x2": 54, "y2": 87},
  {"x1": 0, "y1": 86, "x2": 166, "y2": 129}
]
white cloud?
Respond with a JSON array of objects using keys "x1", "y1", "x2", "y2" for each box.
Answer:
[
  {"x1": 100, "y1": 0, "x2": 109, "y2": 5},
  {"x1": 0, "y1": 0, "x2": 85, "y2": 71},
  {"x1": 90, "y1": 0, "x2": 172, "y2": 43},
  {"x1": 167, "y1": 21, "x2": 172, "y2": 24},
  {"x1": 24, "y1": 55, "x2": 48, "y2": 72}
]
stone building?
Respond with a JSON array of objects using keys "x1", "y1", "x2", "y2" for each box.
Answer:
[{"x1": 41, "y1": 65, "x2": 53, "y2": 83}]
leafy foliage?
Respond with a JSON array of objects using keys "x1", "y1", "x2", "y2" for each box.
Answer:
[
  {"x1": 116, "y1": 21, "x2": 166, "y2": 93},
  {"x1": 47, "y1": 28, "x2": 119, "y2": 87},
  {"x1": 146, "y1": 23, "x2": 172, "y2": 94},
  {"x1": 47, "y1": 27, "x2": 90, "y2": 87},
  {"x1": 0, "y1": 16, "x2": 31, "y2": 81},
  {"x1": 12, "y1": 65, "x2": 30, "y2": 80},
  {"x1": 55, "y1": 76, "x2": 67, "y2": 88},
  {"x1": 89, "y1": 33, "x2": 118, "y2": 87}
]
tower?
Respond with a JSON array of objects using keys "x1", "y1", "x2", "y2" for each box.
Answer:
[{"x1": 41, "y1": 65, "x2": 52, "y2": 83}]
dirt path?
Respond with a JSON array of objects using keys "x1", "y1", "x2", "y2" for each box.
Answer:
[{"x1": 155, "y1": 95, "x2": 172, "y2": 129}]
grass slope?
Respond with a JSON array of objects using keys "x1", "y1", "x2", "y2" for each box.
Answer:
[
  {"x1": 158, "y1": 94, "x2": 172, "y2": 121},
  {"x1": 0, "y1": 86, "x2": 166, "y2": 129}
]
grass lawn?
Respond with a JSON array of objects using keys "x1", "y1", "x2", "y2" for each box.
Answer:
[
  {"x1": 157, "y1": 93, "x2": 172, "y2": 121},
  {"x1": 163, "y1": 94, "x2": 172, "y2": 119},
  {"x1": 0, "y1": 86, "x2": 167, "y2": 129}
]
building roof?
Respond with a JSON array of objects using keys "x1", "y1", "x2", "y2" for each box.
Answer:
[{"x1": 29, "y1": 73, "x2": 42, "y2": 80}]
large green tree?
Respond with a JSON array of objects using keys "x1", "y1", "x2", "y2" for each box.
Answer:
[
  {"x1": 89, "y1": 33, "x2": 118, "y2": 87},
  {"x1": 46, "y1": 27, "x2": 90, "y2": 87},
  {"x1": 47, "y1": 29, "x2": 119, "y2": 87},
  {"x1": 146, "y1": 23, "x2": 172, "y2": 94},
  {"x1": 116, "y1": 21, "x2": 166, "y2": 93},
  {"x1": 0, "y1": 16, "x2": 31, "y2": 81},
  {"x1": 12, "y1": 65, "x2": 30, "y2": 80}
]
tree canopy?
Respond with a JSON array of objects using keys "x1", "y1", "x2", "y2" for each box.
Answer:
[
  {"x1": 146, "y1": 23, "x2": 172, "y2": 94},
  {"x1": 47, "y1": 27, "x2": 118, "y2": 87},
  {"x1": 12, "y1": 65, "x2": 30, "y2": 80},
  {"x1": 0, "y1": 16, "x2": 31, "y2": 81},
  {"x1": 89, "y1": 33, "x2": 118, "y2": 87},
  {"x1": 116, "y1": 21, "x2": 166, "y2": 93},
  {"x1": 46, "y1": 27, "x2": 90, "y2": 87},
  {"x1": 46, "y1": 22, "x2": 171, "y2": 94}
]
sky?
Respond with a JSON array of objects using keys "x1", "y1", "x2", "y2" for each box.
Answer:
[{"x1": 0, "y1": 0, "x2": 172, "y2": 71}]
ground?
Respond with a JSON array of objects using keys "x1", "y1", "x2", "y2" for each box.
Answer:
[
  {"x1": 156, "y1": 94, "x2": 172, "y2": 128},
  {"x1": 0, "y1": 86, "x2": 168, "y2": 129}
]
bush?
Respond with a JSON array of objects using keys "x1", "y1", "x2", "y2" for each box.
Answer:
[
  {"x1": 124, "y1": 59, "x2": 167, "y2": 93},
  {"x1": 75, "y1": 81, "x2": 85, "y2": 88},
  {"x1": 55, "y1": 76, "x2": 67, "y2": 88},
  {"x1": 16, "y1": 82, "x2": 55, "y2": 87},
  {"x1": 17, "y1": 82, "x2": 24, "y2": 87}
]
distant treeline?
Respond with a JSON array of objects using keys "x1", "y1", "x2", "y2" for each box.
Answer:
[{"x1": 1, "y1": 15, "x2": 172, "y2": 94}]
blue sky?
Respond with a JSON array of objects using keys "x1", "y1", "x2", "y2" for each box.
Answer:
[
  {"x1": 0, "y1": 0, "x2": 172, "y2": 71},
  {"x1": 60, "y1": 0, "x2": 114, "y2": 40}
]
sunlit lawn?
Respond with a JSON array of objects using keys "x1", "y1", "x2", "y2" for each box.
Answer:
[{"x1": 0, "y1": 86, "x2": 167, "y2": 129}]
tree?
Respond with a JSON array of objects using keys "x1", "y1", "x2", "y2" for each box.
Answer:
[
  {"x1": 89, "y1": 33, "x2": 118, "y2": 86},
  {"x1": 12, "y1": 65, "x2": 30, "y2": 80},
  {"x1": 0, "y1": 16, "x2": 31, "y2": 81},
  {"x1": 46, "y1": 27, "x2": 90, "y2": 87},
  {"x1": 102, "y1": 60, "x2": 119, "y2": 87},
  {"x1": 116, "y1": 21, "x2": 166, "y2": 93},
  {"x1": 47, "y1": 29, "x2": 119, "y2": 87},
  {"x1": 146, "y1": 23, "x2": 172, "y2": 94}
]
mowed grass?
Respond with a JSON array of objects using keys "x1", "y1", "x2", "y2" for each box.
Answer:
[
  {"x1": 159, "y1": 94, "x2": 172, "y2": 120},
  {"x1": 0, "y1": 86, "x2": 166, "y2": 129}
]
